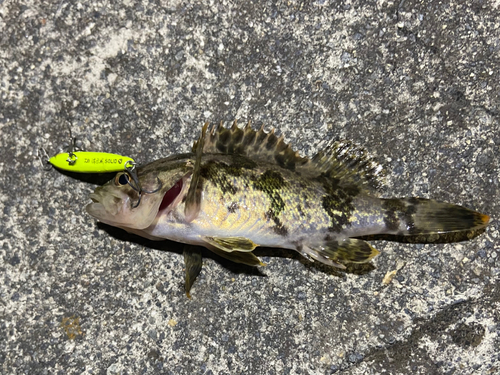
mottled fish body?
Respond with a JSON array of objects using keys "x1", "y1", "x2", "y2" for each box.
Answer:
[{"x1": 87, "y1": 122, "x2": 490, "y2": 296}]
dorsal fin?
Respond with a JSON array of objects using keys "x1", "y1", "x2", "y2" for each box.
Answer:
[
  {"x1": 299, "y1": 140, "x2": 385, "y2": 190},
  {"x1": 192, "y1": 121, "x2": 309, "y2": 171},
  {"x1": 191, "y1": 121, "x2": 385, "y2": 190}
]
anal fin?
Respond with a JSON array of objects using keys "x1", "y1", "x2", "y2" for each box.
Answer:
[
  {"x1": 300, "y1": 238, "x2": 379, "y2": 267},
  {"x1": 298, "y1": 246, "x2": 346, "y2": 269}
]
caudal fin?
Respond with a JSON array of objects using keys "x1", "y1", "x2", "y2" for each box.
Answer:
[{"x1": 381, "y1": 198, "x2": 490, "y2": 236}]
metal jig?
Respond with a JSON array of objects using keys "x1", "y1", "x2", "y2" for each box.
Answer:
[{"x1": 39, "y1": 131, "x2": 83, "y2": 171}]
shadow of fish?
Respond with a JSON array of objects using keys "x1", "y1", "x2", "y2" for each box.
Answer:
[{"x1": 86, "y1": 122, "x2": 491, "y2": 297}]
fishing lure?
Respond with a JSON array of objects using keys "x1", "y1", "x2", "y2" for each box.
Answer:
[{"x1": 39, "y1": 138, "x2": 161, "y2": 207}]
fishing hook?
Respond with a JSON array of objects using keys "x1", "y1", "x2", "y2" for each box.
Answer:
[
  {"x1": 65, "y1": 133, "x2": 83, "y2": 165},
  {"x1": 124, "y1": 162, "x2": 162, "y2": 208},
  {"x1": 37, "y1": 147, "x2": 53, "y2": 171}
]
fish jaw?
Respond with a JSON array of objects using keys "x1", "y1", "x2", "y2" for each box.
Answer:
[
  {"x1": 86, "y1": 182, "x2": 164, "y2": 230},
  {"x1": 87, "y1": 158, "x2": 193, "y2": 231}
]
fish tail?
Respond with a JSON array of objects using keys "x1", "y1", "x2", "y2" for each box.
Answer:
[{"x1": 381, "y1": 198, "x2": 490, "y2": 235}]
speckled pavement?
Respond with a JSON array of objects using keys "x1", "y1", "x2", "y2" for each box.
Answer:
[{"x1": 1, "y1": 1, "x2": 499, "y2": 374}]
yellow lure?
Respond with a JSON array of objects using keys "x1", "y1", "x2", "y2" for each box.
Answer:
[{"x1": 49, "y1": 151, "x2": 135, "y2": 173}]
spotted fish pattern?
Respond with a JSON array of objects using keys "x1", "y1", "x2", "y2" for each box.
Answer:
[{"x1": 86, "y1": 121, "x2": 491, "y2": 296}]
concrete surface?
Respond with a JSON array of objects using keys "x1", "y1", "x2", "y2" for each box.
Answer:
[{"x1": 1, "y1": 0, "x2": 499, "y2": 374}]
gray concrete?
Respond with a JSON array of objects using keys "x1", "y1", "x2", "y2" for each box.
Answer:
[{"x1": 1, "y1": 1, "x2": 499, "y2": 374}]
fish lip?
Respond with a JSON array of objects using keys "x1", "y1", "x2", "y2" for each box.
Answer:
[
  {"x1": 87, "y1": 192, "x2": 104, "y2": 218},
  {"x1": 86, "y1": 199, "x2": 105, "y2": 219},
  {"x1": 89, "y1": 192, "x2": 101, "y2": 203}
]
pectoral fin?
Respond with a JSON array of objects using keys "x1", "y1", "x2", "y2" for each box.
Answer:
[
  {"x1": 183, "y1": 245, "x2": 203, "y2": 299},
  {"x1": 202, "y1": 236, "x2": 258, "y2": 252},
  {"x1": 184, "y1": 122, "x2": 208, "y2": 222}
]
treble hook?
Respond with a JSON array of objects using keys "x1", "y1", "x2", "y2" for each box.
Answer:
[
  {"x1": 39, "y1": 129, "x2": 84, "y2": 170},
  {"x1": 65, "y1": 131, "x2": 83, "y2": 165},
  {"x1": 124, "y1": 162, "x2": 162, "y2": 208}
]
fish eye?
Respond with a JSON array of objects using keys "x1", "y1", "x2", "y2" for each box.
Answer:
[{"x1": 115, "y1": 173, "x2": 130, "y2": 186}]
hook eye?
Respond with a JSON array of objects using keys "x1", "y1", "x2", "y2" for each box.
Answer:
[{"x1": 115, "y1": 172, "x2": 130, "y2": 186}]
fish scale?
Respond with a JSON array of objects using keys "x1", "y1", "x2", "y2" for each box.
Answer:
[
  {"x1": 181, "y1": 159, "x2": 337, "y2": 247},
  {"x1": 86, "y1": 121, "x2": 491, "y2": 297}
]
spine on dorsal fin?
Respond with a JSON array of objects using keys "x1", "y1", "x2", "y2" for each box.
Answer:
[
  {"x1": 193, "y1": 121, "x2": 384, "y2": 190},
  {"x1": 196, "y1": 120, "x2": 309, "y2": 171}
]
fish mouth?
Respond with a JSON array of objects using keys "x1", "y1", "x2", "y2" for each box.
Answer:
[
  {"x1": 86, "y1": 191, "x2": 110, "y2": 219},
  {"x1": 89, "y1": 193, "x2": 101, "y2": 203}
]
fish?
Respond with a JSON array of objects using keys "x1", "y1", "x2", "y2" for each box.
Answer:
[{"x1": 86, "y1": 122, "x2": 491, "y2": 297}]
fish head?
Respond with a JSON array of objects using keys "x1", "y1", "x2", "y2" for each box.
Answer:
[{"x1": 86, "y1": 155, "x2": 191, "y2": 230}]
